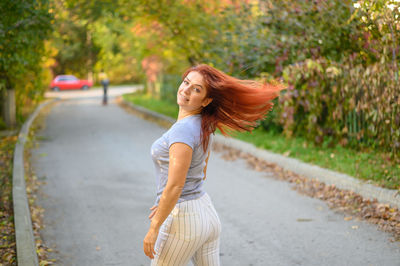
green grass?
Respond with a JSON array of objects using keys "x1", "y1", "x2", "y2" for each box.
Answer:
[
  {"x1": 234, "y1": 128, "x2": 400, "y2": 189},
  {"x1": 123, "y1": 92, "x2": 179, "y2": 119},
  {"x1": 123, "y1": 92, "x2": 400, "y2": 190}
]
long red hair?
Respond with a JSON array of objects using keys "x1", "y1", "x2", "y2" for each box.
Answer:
[{"x1": 182, "y1": 64, "x2": 283, "y2": 151}]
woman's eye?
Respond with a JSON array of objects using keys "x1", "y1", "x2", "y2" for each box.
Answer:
[
  {"x1": 183, "y1": 80, "x2": 189, "y2": 85},
  {"x1": 194, "y1": 88, "x2": 200, "y2": 93}
]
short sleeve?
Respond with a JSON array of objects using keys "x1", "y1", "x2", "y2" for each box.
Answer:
[{"x1": 168, "y1": 122, "x2": 196, "y2": 150}]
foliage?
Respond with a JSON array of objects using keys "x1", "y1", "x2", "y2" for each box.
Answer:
[
  {"x1": 0, "y1": 0, "x2": 52, "y2": 124},
  {"x1": 133, "y1": 0, "x2": 218, "y2": 66},
  {"x1": 277, "y1": 0, "x2": 400, "y2": 161},
  {"x1": 198, "y1": 0, "x2": 362, "y2": 78},
  {"x1": 262, "y1": 0, "x2": 361, "y2": 68},
  {"x1": 49, "y1": 0, "x2": 145, "y2": 83},
  {"x1": 281, "y1": 57, "x2": 400, "y2": 157},
  {"x1": 160, "y1": 74, "x2": 181, "y2": 104},
  {"x1": 92, "y1": 15, "x2": 145, "y2": 84},
  {"x1": 0, "y1": 136, "x2": 17, "y2": 265},
  {"x1": 0, "y1": 117, "x2": 7, "y2": 130},
  {"x1": 353, "y1": 0, "x2": 400, "y2": 68},
  {"x1": 50, "y1": 2, "x2": 99, "y2": 77}
]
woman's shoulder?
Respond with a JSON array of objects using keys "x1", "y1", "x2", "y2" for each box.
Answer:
[
  {"x1": 165, "y1": 115, "x2": 201, "y2": 148},
  {"x1": 169, "y1": 115, "x2": 201, "y2": 137}
]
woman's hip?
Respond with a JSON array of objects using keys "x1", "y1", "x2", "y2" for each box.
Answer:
[
  {"x1": 164, "y1": 193, "x2": 221, "y2": 241},
  {"x1": 174, "y1": 193, "x2": 219, "y2": 218}
]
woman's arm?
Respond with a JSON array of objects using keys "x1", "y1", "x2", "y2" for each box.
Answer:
[
  {"x1": 143, "y1": 142, "x2": 193, "y2": 259},
  {"x1": 150, "y1": 142, "x2": 192, "y2": 228},
  {"x1": 203, "y1": 150, "x2": 211, "y2": 180}
]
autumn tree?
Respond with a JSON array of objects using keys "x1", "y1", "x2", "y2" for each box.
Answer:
[{"x1": 0, "y1": 0, "x2": 52, "y2": 128}]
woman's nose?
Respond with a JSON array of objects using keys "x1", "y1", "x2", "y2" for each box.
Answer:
[{"x1": 183, "y1": 85, "x2": 191, "y2": 94}]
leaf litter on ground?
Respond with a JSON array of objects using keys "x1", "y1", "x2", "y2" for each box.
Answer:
[
  {"x1": 0, "y1": 136, "x2": 18, "y2": 265},
  {"x1": 213, "y1": 142, "x2": 400, "y2": 242},
  {"x1": 24, "y1": 104, "x2": 57, "y2": 265}
]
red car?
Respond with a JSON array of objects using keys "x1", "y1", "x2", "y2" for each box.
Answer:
[{"x1": 50, "y1": 75, "x2": 92, "y2": 91}]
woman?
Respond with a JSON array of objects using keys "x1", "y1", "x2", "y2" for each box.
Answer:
[{"x1": 143, "y1": 64, "x2": 282, "y2": 265}]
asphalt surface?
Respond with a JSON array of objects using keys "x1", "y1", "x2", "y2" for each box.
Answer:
[{"x1": 32, "y1": 90, "x2": 400, "y2": 266}]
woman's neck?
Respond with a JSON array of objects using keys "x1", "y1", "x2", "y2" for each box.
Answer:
[{"x1": 177, "y1": 108, "x2": 201, "y2": 121}]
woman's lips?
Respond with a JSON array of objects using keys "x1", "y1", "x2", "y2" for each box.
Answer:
[{"x1": 179, "y1": 93, "x2": 189, "y2": 102}]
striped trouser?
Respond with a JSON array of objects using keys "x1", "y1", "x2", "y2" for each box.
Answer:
[{"x1": 151, "y1": 193, "x2": 221, "y2": 266}]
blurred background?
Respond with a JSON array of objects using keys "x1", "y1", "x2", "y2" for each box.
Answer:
[{"x1": 1, "y1": 0, "x2": 399, "y2": 180}]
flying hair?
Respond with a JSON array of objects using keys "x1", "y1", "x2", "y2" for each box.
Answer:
[{"x1": 182, "y1": 64, "x2": 284, "y2": 151}]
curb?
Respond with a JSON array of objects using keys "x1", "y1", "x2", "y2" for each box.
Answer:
[
  {"x1": 120, "y1": 100, "x2": 176, "y2": 128},
  {"x1": 122, "y1": 99, "x2": 400, "y2": 209},
  {"x1": 214, "y1": 135, "x2": 400, "y2": 209},
  {"x1": 13, "y1": 99, "x2": 57, "y2": 266}
]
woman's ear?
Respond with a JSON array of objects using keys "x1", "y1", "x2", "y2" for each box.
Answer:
[{"x1": 202, "y1": 98, "x2": 213, "y2": 107}]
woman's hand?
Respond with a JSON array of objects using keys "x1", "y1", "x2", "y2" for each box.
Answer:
[
  {"x1": 148, "y1": 205, "x2": 158, "y2": 220},
  {"x1": 143, "y1": 227, "x2": 159, "y2": 259},
  {"x1": 144, "y1": 206, "x2": 159, "y2": 259}
]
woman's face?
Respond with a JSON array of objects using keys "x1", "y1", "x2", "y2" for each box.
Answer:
[{"x1": 177, "y1": 71, "x2": 212, "y2": 113}]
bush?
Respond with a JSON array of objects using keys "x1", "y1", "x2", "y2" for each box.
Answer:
[
  {"x1": 280, "y1": 58, "x2": 400, "y2": 159},
  {"x1": 160, "y1": 74, "x2": 181, "y2": 104}
]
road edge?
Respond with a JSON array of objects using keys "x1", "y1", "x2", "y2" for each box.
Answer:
[
  {"x1": 13, "y1": 99, "x2": 57, "y2": 266},
  {"x1": 121, "y1": 98, "x2": 400, "y2": 209}
]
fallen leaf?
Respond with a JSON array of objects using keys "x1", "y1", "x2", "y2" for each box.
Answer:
[
  {"x1": 297, "y1": 218, "x2": 313, "y2": 222},
  {"x1": 39, "y1": 260, "x2": 54, "y2": 266},
  {"x1": 344, "y1": 216, "x2": 353, "y2": 221}
]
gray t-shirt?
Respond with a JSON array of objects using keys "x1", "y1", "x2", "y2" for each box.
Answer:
[{"x1": 150, "y1": 114, "x2": 213, "y2": 206}]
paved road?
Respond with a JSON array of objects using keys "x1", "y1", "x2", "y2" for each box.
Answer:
[
  {"x1": 32, "y1": 90, "x2": 400, "y2": 266},
  {"x1": 44, "y1": 85, "x2": 142, "y2": 100}
]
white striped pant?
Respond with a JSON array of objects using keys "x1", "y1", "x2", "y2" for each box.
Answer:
[{"x1": 151, "y1": 193, "x2": 221, "y2": 266}]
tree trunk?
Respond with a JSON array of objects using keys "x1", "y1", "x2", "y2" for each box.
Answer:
[
  {"x1": 146, "y1": 80, "x2": 154, "y2": 97},
  {"x1": 155, "y1": 72, "x2": 163, "y2": 100},
  {"x1": 86, "y1": 27, "x2": 93, "y2": 83},
  {"x1": 3, "y1": 89, "x2": 16, "y2": 128}
]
